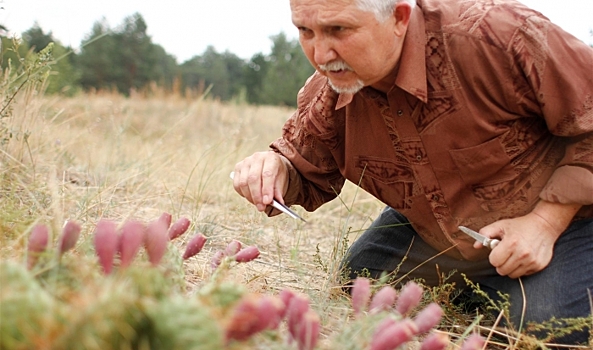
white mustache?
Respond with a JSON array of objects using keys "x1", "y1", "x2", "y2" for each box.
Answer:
[{"x1": 318, "y1": 61, "x2": 354, "y2": 72}]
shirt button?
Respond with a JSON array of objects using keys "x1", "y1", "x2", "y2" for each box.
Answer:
[
  {"x1": 416, "y1": 155, "x2": 422, "y2": 161},
  {"x1": 432, "y1": 194, "x2": 440, "y2": 201},
  {"x1": 397, "y1": 110, "x2": 404, "y2": 116}
]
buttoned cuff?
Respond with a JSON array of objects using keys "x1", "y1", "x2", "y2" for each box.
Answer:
[{"x1": 540, "y1": 166, "x2": 593, "y2": 205}]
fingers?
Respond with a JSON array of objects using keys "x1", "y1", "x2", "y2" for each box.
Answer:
[
  {"x1": 232, "y1": 151, "x2": 288, "y2": 211},
  {"x1": 480, "y1": 223, "x2": 524, "y2": 277},
  {"x1": 260, "y1": 156, "x2": 281, "y2": 207},
  {"x1": 483, "y1": 219, "x2": 553, "y2": 278}
]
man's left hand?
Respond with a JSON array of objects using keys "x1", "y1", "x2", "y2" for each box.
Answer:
[{"x1": 477, "y1": 200, "x2": 581, "y2": 279}]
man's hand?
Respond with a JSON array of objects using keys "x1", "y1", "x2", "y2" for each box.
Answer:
[
  {"x1": 477, "y1": 200, "x2": 581, "y2": 279},
  {"x1": 232, "y1": 151, "x2": 290, "y2": 212}
]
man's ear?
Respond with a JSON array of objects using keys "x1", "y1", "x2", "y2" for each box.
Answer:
[{"x1": 393, "y1": 2, "x2": 412, "y2": 36}]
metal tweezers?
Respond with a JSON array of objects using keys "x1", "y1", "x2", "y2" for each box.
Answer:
[{"x1": 229, "y1": 172, "x2": 306, "y2": 222}]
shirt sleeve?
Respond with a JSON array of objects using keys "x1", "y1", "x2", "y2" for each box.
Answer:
[
  {"x1": 512, "y1": 14, "x2": 593, "y2": 206},
  {"x1": 269, "y1": 72, "x2": 346, "y2": 212}
]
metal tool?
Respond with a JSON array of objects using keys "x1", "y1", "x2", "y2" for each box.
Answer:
[
  {"x1": 458, "y1": 226, "x2": 500, "y2": 249},
  {"x1": 229, "y1": 172, "x2": 306, "y2": 222}
]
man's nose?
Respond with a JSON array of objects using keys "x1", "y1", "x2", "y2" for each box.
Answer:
[{"x1": 313, "y1": 38, "x2": 337, "y2": 66}]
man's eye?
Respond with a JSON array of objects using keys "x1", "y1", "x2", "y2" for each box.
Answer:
[{"x1": 330, "y1": 26, "x2": 346, "y2": 33}]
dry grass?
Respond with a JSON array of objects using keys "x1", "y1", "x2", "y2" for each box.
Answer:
[{"x1": 1, "y1": 80, "x2": 591, "y2": 349}]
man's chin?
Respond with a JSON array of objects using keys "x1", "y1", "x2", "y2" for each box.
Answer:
[{"x1": 328, "y1": 79, "x2": 365, "y2": 94}]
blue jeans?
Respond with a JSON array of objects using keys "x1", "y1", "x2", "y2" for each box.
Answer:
[{"x1": 341, "y1": 207, "x2": 593, "y2": 345}]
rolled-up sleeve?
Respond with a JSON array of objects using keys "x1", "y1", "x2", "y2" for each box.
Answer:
[{"x1": 269, "y1": 73, "x2": 346, "y2": 212}]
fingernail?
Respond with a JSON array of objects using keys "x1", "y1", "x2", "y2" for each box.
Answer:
[{"x1": 263, "y1": 195, "x2": 270, "y2": 203}]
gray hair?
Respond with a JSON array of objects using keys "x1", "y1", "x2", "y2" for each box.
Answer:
[{"x1": 355, "y1": 0, "x2": 416, "y2": 22}]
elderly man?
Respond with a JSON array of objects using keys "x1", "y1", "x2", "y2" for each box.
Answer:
[{"x1": 232, "y1": 0, "x2": 593, "y2": 344}]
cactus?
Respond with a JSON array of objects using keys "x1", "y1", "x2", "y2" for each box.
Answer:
[
  {"x1": 0, "y1": 261, "x2": 55, "y2": 349},
  {"x1": 2, "y1": 214, "x2": 488, "y2": 350},
  {"x1": 53, "y1": 279, "x2": 149, "y2": 350},
  {"x1": 146, "y1": 295, "x2": 224, "y2": 349}
]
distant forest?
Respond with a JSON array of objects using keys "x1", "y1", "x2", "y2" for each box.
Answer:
[{"x1": 1, "y1": 13, "x2": 315, "y2": 107}]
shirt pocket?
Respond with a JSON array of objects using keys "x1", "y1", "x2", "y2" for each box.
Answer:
[
  {"x1": 449, "y1": 137, "x2": 523, "y2": 211},
  {"x1": 354, "y1": 156, "x2": 416, "y2": 210}
]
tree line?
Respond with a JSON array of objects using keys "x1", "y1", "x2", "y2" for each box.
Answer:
[{"x1": 0, "y1": 13, "x2": 315, "y2": 107}]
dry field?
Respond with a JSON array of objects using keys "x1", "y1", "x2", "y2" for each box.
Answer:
[{"x1": 1, "y1": 84, "x2": 591, "y2": 349}]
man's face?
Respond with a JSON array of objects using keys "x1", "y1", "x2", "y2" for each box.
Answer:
[{"x1": 291, "y1": 0, "x2": 403, "y2": 93}]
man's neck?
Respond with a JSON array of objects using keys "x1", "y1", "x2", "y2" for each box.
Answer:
[{"x1": 369, "y1": 60, "x2": 401, "y2": 93}]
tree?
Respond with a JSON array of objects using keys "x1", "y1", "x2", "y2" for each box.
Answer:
[
  {"x1": 76, "y1": 13, "x2": 177, "y2": 95},
  {"x1": 243, "y1": 52, "x2": 270, "y2": 104},
  {"x1": 44, "y1": 42, "x2": 80, "y2": 95},
  {"x1": 22, "y1": 23, "x2": 53, "y2": 53},
  {"x1": 76, "y1": 19, "x2": 119, "y2": 91},
  {"x1": 259, "y1": 33, "x2": 314, "y2": 107},
  {"x1": 180, "y1": 46, "x2": 246, "y2": 100}
]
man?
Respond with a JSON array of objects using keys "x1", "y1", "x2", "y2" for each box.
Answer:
[{"x1": 232, "y1": 0, "x2": 593, "y2": 344}]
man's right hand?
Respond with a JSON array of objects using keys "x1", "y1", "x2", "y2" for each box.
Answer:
[{"x1": 232, "y1": 151, "x2": 290, "y2": 212}]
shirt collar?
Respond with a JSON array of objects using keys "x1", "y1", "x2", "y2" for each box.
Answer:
[
  {"x1": 394, "y1": 5, "x2": 427, "y2": 103},
  {"x1": 335, "y1": 5, "x2": 427, "y2": 110}
]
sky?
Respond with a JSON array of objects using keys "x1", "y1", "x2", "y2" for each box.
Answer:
[{"x1": 1, "y1": 0, "x2": 592, "y2": 63}]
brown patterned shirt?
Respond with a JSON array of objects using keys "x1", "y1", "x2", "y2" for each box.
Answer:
[{"x1": 270, "y1": 0, "x2": 593, "y2": 260}]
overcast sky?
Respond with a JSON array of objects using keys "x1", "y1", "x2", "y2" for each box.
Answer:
[{"x1": 2, "y1": 0, "x2": 592, "y2": 63}]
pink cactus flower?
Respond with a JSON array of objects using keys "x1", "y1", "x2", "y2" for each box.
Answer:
[
  {"x1": 158, "y1": 212, "x2": 172, "y2": 229},
  {"x1": 370, "y1": 319, "x2": 418, "y2": 350},
  {"x1": 27, "y1": 224, "x2": 49, "y2": 269},
  {"x1": 168, "y1": 217, "x2": 190, "y2": 240},
  {"x1": 234, "y1": 245, "x2": 260, "y2": 263},
  {"x1": 395, "y1": 281, "x2": 424, "y2": 315},
  {"x1": 419, "y1": 331, "x2": 450, "y2": 350},
  {"x1": 58, "y1": 220, "x2": 81, "y2": 256},
  {"x1": 93, "y1": 220, "x2": 119, "y2": 274},
  {"x1": 369, "y1": 285, "x2": 398, "y2": 313},
  {"x1": 145, "y1": 219, "x2": 168, "y2": 266},
  {"x1": 118, "y1": 220, "x2": 146, "y2": 268},
  {"x1": 413, "y1": 302, "x2": 443, "y2": 334},
  {"x1": 351, "y1": 277, "x2": 372, "y2": 316},
  {"x1": 210, "y1": 250, "x2": 226, "y2": 271},
  {"x1": 296, "y1": 310, "x2": 320, "y2": 350},
  {"x1": 224, "y1": 239, "x2": 242, "y2": 256},
  {"x1": 182, "y1": 233, "x2": 207, "y2": 260}
]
